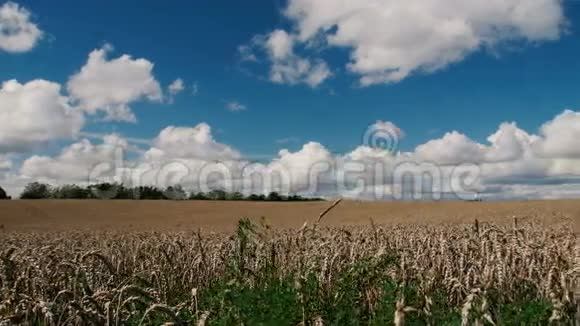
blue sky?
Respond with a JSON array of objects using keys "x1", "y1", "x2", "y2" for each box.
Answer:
[
  {"x1": 2, "y1": 0, "x2": 579, "y2": 154},
  {"x1": 1, "y1": 0, "x2": 580, "y2": 199}
]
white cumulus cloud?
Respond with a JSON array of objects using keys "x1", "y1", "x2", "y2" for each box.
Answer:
[
  {"x1": 0, "y1": 154, "x2": 11, "y2": 170},
  {"x1": 168, "y1": 78, "x2": 185, "y2": 96},
  {"x1": 0, "y1": 2, "x2": 43, "y2": 53},
  {"x1": 274, "y1": 0, "x2": 566, "y2": 85},
  {"x1": 534, "y1": 110, "x2": 580, "y2": 158},
  {"x1": 241, "y1": 29, "x2": 332, "y2": 88},
  {"x1": 267, "y1": 29, "x2": 294, "y2": 60},
  {"x1": 145, "y1": 124, "x2": 241, "y2": 162},
  {"x1": 415, "y1": 131, "x2": 486, "y2": 165},
  {"x1": 20, "y1": 134, "x2": 128, "y2": 183},
  {"x1": 67, "y1": 44, "x2": 163, "y2": 122},
  {"x1": 0, "y1": 79, "x2": 84, "y2": 153},
  {"x1": 6, "y1": 109, "x2": 580, "y2": 200},
  {"x1": 226, "y1": 100, "x2": 247, "y2": 112}
]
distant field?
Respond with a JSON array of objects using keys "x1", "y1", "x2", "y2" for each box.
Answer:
[{"x1": 0, "y1": 199, "x2": 578, "y2": 231}]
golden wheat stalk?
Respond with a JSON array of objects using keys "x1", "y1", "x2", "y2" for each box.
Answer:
[
  {"x1": 573, "y1": 215, "x2": 580, "y2": 326},
  {"x1": 317, "y1": 198, "x2": 343, "y2": 224},
  {"x1": 0, "y1": 215, "x2": 576, "y2": 324},
  {"x1": 575, "y1": 236, "x2": 580, "y2": 325}
]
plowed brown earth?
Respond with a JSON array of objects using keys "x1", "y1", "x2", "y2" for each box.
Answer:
[{"x1": 0, "y1": 199, "x2": 578, "y2": 232}]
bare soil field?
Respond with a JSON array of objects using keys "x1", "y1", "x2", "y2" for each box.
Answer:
[{"x1": 0, "y1": 199, "x2": 578, "y2": 232}]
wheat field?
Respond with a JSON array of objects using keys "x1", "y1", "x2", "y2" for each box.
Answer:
[
  {"x1": 1, "y1": 199, "x2": 579, "y2": 231},
  {"x1": 0, "y1": 200, "x2": 579, "y2": 325}
]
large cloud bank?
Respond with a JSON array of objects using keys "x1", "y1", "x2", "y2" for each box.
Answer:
[
  {"x1": 242, "y1": 0, "x2": 566, "y2": 86},
  {"x1": 5, "y1": 109, "x2": 580, "y2": 200}
]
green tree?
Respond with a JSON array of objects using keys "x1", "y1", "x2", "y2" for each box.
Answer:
[
  {"x1": 189, "y1": 191, "x2": 208, "y2": 200},
  {"x1": 165, "y1": 185, "x2": 187, "y2": 200},
  {"x1": 227, "y1": 191, "x2": 245, "y2": 201},
  {"x1": 267, "y1": 191, "x2": 282, "y2": 201},
  {"x1": 20, "y1": 182, "x2": 52, "y2": 199},
  {"x1": 134, "y1": 186, "x2": 165, "y2": 199},
  {"x1": 52, "y1": 184, "x2": 92, "y2": 199},
  {"x1": 208, "y1": 189, "x2": 227, "y2": 200},
  {"x1": 247, "y1": 194, "x2": 261, "y2": 201},
  {"x1": 88, "y1": 183, "x2": 120, "y2": 199},
  {"x1": 0, "y1": 185, "x2": 8, "y2": 199}
]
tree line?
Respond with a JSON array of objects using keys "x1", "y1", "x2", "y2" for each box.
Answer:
[
  {"x1": 0, "y1": 185, "x2": 9, "y2": 200},
  {"x1": 6, "y1": 182, "x2": 323, "y2": 201}
]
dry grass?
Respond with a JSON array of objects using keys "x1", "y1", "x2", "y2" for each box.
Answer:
[{"x1": 0, "y1": 199, "x2": 579, "y2": 232}]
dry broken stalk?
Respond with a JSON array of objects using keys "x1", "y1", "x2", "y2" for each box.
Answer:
[{"x1": 317, "y1": 198, "x2": 343, "y2": 224}]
